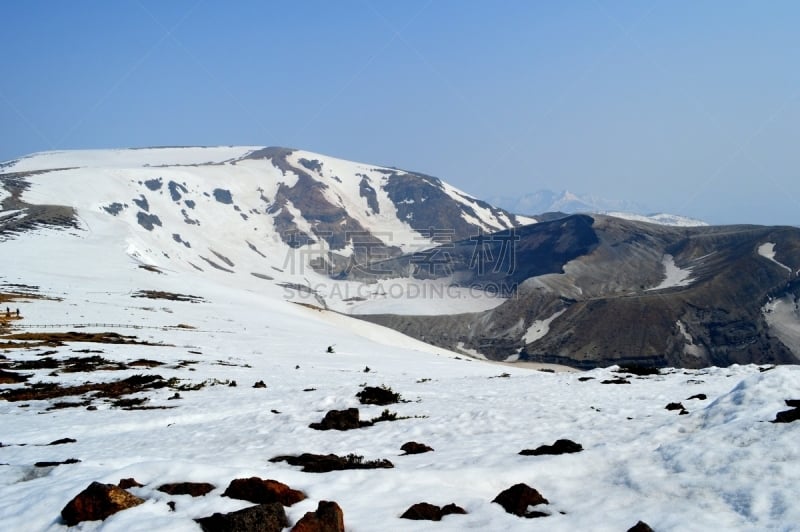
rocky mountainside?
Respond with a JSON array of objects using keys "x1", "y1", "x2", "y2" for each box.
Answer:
[{"x1": 358, "y1": 215, "x2": 800, "y2": 368}]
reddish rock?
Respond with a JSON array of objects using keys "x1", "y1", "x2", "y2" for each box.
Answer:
[
  {"x1": 492, "y1": 483, "x2": 549, "y2": 518},
  {"x1": 628, "y1": 521, "x2": 655, "y2": 532},
  {"x1": 400, "y1": 441, "x2": 434, "y2": 455},
  {"x1": 157, "y1": 482, "x2": 215, "y2": 497},
  {"x1": 118, "y1": 478, "x2": 143, "y2": 489},
  {"x1": 196, "y1": 502, "x2": 288, "y2": 532},
  {"x1": 223, "y1": 477, "x2": 306, "y2": 506},
  {"x1": 61, "y1": 481, "x2": 144, "y2": 526},
  {"x1": 291, "y1": 500, "x2": 345, "y2": 532}
]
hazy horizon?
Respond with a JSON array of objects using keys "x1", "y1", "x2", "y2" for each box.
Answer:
[{"x1": 2, "y1": 1, "x2": 799, "y2": 226}]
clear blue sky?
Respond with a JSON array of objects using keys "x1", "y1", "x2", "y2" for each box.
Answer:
[{"x1": 2, "y1": 1, "x2": 799, "y2": 225}]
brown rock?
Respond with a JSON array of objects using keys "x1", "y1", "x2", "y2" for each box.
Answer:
[
  {"x1": 118, "y1": 478, "x2": 143, "y2": 489},
  {"x1": 492, "y1": 483, "x2": 549, "y2": 518},
  {"x1": 291, "y1": 500, "x2": 345, "y2": 532},
  {"x1": 223, "y1": 477, "x2": 306, "y2": 506},
  {"x1": 157, "y1": 482, "x2": 215, "y2": 497},
  {"x1": 627, "y1": 520, "x2": 655, "y2": 532},
  {"x1": 309, "y1": 408, "x2": 363, "y2": 430},
  {"x1": 519, "y1": 439, "x2": 583, "y2": 456},
  {"x1": 400, "y1": 441, "x2": 434, "y2": 455},
  {"x1": 400, "y1": 502, "x2": 466, "y2": 521},
  {"x1": 196, "y1": 502, "x2": 288, "y2": 532},
  {"x1": 61, "y1": 481, "x2": 145, "y2": 526}
]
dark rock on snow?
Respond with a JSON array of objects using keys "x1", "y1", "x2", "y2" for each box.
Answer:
[
  {"x1": 356, "y1": 386, "x2": 400, "y2": 405},
  {"x1": 400, "y1": 441, "x2": 434, "y2": 455},
  {"x1": 519, "y1": 439, "x2": 583, "y2": 456},
  {"x1": 157, "y1": 482, "x2": 215, "y2": 497},
  {"x1": 196, "y1": 502, "x2": 288, "y2": 532},
  {"x1": 253, "y1": 380, "x2": 267, "y2": 388},
  {"x1": 291, "y1": 500, "x2": 345, "y2": 532},
  {"x1": 686, "y1": 393, "x2": 707, "y2": 400},
  {"x1": 773, "y1": 405, "x2": 800, "y2": 423},
  {"x1": 118, "y1": 478, "x2": 143, "y2": 489},
  {"x1": 223, "y1": 477, "x2": 306, "y2": 506},
  {"x1": 628, "y1": 520, "x2": 655, "y2": 532},
  {"x1": 270, "y1": 453, "x2": 394, "y2": 473},
  {"x1": 665, "y1": 402, "x2": 685, "y2": 411},
  {"x1": 400, "y1": 502, "x2": 467, "y2": 521},
  {"x1": 61, "y1": 481, "x2": 144, "y2": 526},
  {"x1": 492, "y1": 483, "x2": 550, "y2": 518},
  {"x1": 309, "y1": 408, "x2": 366, "y2": 430}
]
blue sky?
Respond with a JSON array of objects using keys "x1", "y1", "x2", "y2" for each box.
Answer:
[{"x1": 2, "y1": 1, "x2": 799, "y2": 225}]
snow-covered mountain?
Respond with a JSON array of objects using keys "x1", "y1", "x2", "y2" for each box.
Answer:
[
  {"x1": 493, "y1": 189, "x2": 707, "y2": 227},
  {"x1": 2, "y1": 146, "x2": 800, "y2": 530}
]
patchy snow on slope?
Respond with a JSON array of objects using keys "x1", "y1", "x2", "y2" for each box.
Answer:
[
  {"x1": 676, "y1": 320, "x2": 706, "y2": 358},
  {"x1": 523, "y1": 309, "x2": 566, "y2": 344},
  {"x1": 604, "y1": 211, "x2": 708, "y2": 227},
  {"x1": 758, "y1": 242, "x2": 792, "y2": 272},
  {"x1": 764, "y1": 295, "x2": 800, "y2": 357},
  {"x1": 647, "y1": 255, "x2": 694, "y2": 291}
]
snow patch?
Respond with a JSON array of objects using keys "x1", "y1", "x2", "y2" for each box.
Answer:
[
  {"x1": 758, "y1": 242, "x2": 792, "y2": 272},
  {"x1": 647, "y1": 255, "x2": 694, "y2": 291},
  {"x1": 523, "y1": 309, "x2": 566, "y2": 344}
]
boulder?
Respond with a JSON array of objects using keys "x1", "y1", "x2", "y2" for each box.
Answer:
[
  {"x1": 400, "y1": 441, "x2": 434, "y2": 455},
  {"x1": 627, "y1": 520, "x2": 655, "y2": 532},
  {"x1": 356, "y1": 386, "x2": 400, "y2": 405},
  {"x1": 61, "y1": 481, "x2": 144, "y2": 526},
  {"x1": 291, "y1": 500, "x2": 345, "y2": 532},
  {"x1": 157, "y1": 482, "x2": 215, "y2": 497},
  {"x1": 492, "y1": 483, "x2": 549, "y2": 518},
  {"x1": 400, "y1": 502, "x2": 467, "y2": 521},
  {"x1": 118, "y1": 478, "x2": 143, "y2": 489},
  {"x1": 519, "y1": 439, "x2": 582, "y2": 456},
  {"x1": 196, "y1": 502, "x2": 288, "y2": 532},
  {"x1": 223, "y1": 477, "x2": 306, "y2": 506},
  {"x1": 309, "y1": 408, "x2": 364, "y2": 430}
]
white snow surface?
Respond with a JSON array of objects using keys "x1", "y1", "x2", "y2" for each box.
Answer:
[
  {"x1": 522, "y1": 309, "x2": 566, "y2": 344},
  {"x1": 604, "y1": 211, "x2": 709, "y2": 227},
  {"x1": 647, "y1": 255, "x2": 694, "y2": 291},
  {"x1": 1, "y1": 149, "x2": 800, "y2": 531}
]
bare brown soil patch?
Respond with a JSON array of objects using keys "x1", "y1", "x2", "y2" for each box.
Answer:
[
  {"x1": 0, "y1": 331, "x2": 165, "y2": 349},
  {"x1": 132, "y1": 290, "x2": 204, "y2": 303}
]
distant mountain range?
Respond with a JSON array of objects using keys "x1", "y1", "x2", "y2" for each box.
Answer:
[{"x1": 493, "y1": 189, "x2": 708, "y2": 227}]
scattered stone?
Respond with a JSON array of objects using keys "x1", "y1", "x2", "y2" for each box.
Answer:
[
  {"x1": 492, "y1": 483, "x2": 549, "y2": 518},
  {"x1": 400, "y1": 441, "x2": 434, "y2": 455},
  {"x1": 118, "y1": 478, "x2": 143, "y2": 489},
  {"x1": 519, "y1": 439, "x2": 583, "y2": 456},
  {"x1": 168, "y1": 392, "x2": 181, "y2": 400},
  {"x1": 196, "y1": 502, "x2": 288, "y2": 532},
  {"x1": 0, "y1": 369, "x2": 29, "y2": 384},
  {"x1": 400, "y1": 502, "x2": 467, "y2": 521},
  {"x1": 356, "y1": 386, "x2": 400, "y2": 405},
  {"x1": 601, "y1": 378, "x2": 630, "y2": 384},
  {"x1": 47, "y1": 438, "x2": 77, "y2": 445},
  {"x1": 772, "y1": 403, "x2": 800, "y2": 423},
  {"x1": 167, "y1": 501, "x2": 176, "y2": 512},
  {"x1": 269, "y1": 453, "x2": 394, "y2": 473},
  {"x1": 627, "y1": 520, "x2": 655, "y2": 532},
  {"x1": 157, "y1": 482, "x2": 215, "y2": 497},
  {"x1": 253, "y1": 380, "x2": 267, "y2": 389},
  {"x1": 223, "y1": 477, "x2": 306, "y2": 506},
  {"x1": 291, "y1": 500, "x2": 345, "y2": 532},
  {"x1": 34, "y1": 458, "x2": 81, "y2": 467},
  {"x1": 686, "y1": 393, "x2": 707, "y2": 401},
  {"x1": 61, "y1": 481, "x2": 145, "y2": 526},
  {"x1": 309, "y1": 408, "x2": 366, "y2": 430},
  {"x1": 577, "y1": 376, "x2": 594, "y2": 382},
  {"x1": 665, "y1": 402, "x2": 685, "y2": 411}
]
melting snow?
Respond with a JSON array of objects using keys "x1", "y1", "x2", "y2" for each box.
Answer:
[
  {"x1": 758, "y1": 242, "x2": 792, "y2": 272},
  {"x1": 523, "y1": 309, "x2": 567, "y2": 344},
  {"x1": 647, "y1": 255, "x2": 694, "y2": 291}
]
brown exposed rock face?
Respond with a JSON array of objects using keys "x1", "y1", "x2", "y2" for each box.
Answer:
[
  {"x1": 117, "y1": 478, "x2": 143, "y2": 489},
  {"x1": 196, "y1": 502, "x2": 288, "y2": 532},
  {"x1": 291, "y1": 500, "x2": 345, "y2": 532},
  {"x1": 60, "y1": 481, "x2": 144, "y2": 526},
  {"x1": 492, "y1": 483, "x2": 549, "y2": 518},
  {"x1": 222, "y1": 477, "x2": 306, "y2": 506}
]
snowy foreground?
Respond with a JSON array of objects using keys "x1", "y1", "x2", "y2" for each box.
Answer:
[{"x1": 1, "y1": 232, "x2": 799, "y2": 531}]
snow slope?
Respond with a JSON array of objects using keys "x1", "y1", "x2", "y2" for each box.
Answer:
[{"x1": 1, "y1": 148, "x2": 800, "y2": 531}]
